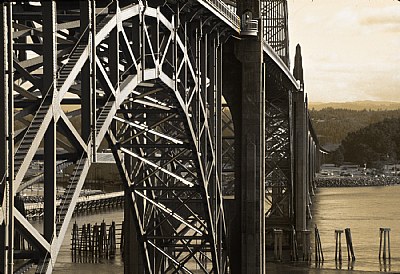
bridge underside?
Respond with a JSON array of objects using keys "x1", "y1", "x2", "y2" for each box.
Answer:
[{"x1": 0, "y1": 1, "x2": 322, "y2": 274}]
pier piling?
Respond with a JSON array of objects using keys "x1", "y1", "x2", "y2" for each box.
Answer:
[
  {"x1": 301, "y1": 229, "x2": 311, "y2": 261},
  {"x1": 70, "y1": 220, "x2": 122, "y2": 262},
  {"x1": 379, "y1": 228, "x2": 391, "y2": 260},
  {"x1": 345, "y1": 228, "x2": 355, "y2": 261},
  {"x1": 314, "y1": 225, "x2": 324, "y2": 262},
  {"x1": 335, "y1": 229, "x2": 343, "y2": 262},
  {"x1": 291, "y1": 227, "x2": 298, "y2": 261},
  {"x1": 273, "y1": 229, "x2": 283, "y2": 261}
]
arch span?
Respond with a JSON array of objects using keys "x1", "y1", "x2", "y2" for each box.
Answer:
[{"x1": 5, "y1": 1, "x2": 235, "y2": 273}]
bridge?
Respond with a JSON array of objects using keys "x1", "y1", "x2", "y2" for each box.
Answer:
[{"x1": 0, "y1": 0, "x2": 324, "y2": 273}]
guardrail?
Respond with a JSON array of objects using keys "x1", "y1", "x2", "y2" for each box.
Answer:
[{"x1": 200, "y1": 0, "x2": 240, "y2": 30}]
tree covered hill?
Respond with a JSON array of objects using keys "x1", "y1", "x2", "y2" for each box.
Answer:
[
  {"x1": 309, "y1": 107, "x2": 400, "y2": 146},
  {"x1": 338, "y1": 118, "x2": 400, "y2": 167},
  {"x1": 309, "y1": 101, "x2": 400, "y2": 111}
]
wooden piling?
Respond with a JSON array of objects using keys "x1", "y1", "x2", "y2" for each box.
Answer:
[
  {"x1": 120, "y1": 221, "x2": 124, "y2": 252},
  {"x1": 108, "y1": 221, "x2": 116, "y2": 258},
  {"x1": 93, "y1": 223, "x2": 99, "y2": 259},
  {"x1": 72, "y1": 222, "x2": 78, "y2": 262},
  {"x1": 301, "y1": 229, "x2": 311, "y2": 261},
  {"x1": 335, "y1": 229, "x2": 343, "y2": 262},
  {"x1": 314, "y1": 225, "x2": 324, "y2": 262},
  {"x1": 273, "y1": 229, "x2": 283, "y2": 261},
  {"x1": 379, "y1": 228, "x2": 391, "y2": 261},
  {"x1": 345, "y1": 228, "x2": 355, "y2": 261},
  {"x1": 70, "y1": 220, "x2": 124, "y2": 263},
  {"x1": 291, "y1": 227, "x2": 298, "y2": 261}
]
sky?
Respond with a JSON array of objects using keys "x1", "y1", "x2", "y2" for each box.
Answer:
[{"x1": 287, "y1": 0, "x2": 400, "y2": 103}]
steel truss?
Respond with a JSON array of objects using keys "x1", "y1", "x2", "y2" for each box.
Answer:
[
  {"x1": 0, "y1": 1, "x2": 238, "y2": 273},
  {"x1": 221, "y1": 105, "x2": 235, "y2": 195},
  {"x1": 264, "y1": 70, "x2": 294, "y2": 226},
  {"x1": 261, "y1": 0, "x2": 290, "y2": 67},
  {"x1": 262, "y1": 0, "x2": 295, "y2": 231}
]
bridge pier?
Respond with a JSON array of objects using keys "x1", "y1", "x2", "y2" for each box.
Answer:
[
  {"x1": 293, "y1": 91, "x2": 307, "y2": 232},
  {"x1": 235, "y1": 37, "x2": 266, "y2": 274},
  {"x1": 222, "y1": 1, "x2": 266, "y2": 273},
  {"x1": 222, "y1": 39, "x2": 242, "y2": 273}
]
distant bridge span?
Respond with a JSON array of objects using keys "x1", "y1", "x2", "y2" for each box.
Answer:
[{"x1": 0, "y1": 1, "x2": 323, "y2": 273}]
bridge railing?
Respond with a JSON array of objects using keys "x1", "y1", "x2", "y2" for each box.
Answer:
[{"x1": 199, "y1": 0, "x2": 240, "y2": 30}]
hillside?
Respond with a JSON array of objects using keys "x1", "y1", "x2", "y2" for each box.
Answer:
[
  {"x1": 310, "y1": 107, "x2": 400, "y2": 147},
  {"x1": 340, "y1": 118, "x2": 400, "y2": 167},
  {"x1": 309, "y1": 101, "x2": 400, "y2": 111}
]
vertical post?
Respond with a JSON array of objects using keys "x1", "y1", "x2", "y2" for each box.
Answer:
[
  {"x1": 123, "y1": 111, "x2": 144, "y2": 273},
  {"x1": 388, "y1": 229, "x2": 391, "y2": 260},
  {"x1": 5, "y1": 3, "x2": 13, "y2": 273},
  {"x1": 335, "y1": 230, "x2": 343, "y2": 262},
  {"x1": 80, "y1": 0, "x2": 91, "y2": 145},
  {"x1": 293, "y1": 92, "x2": 307, "y2": 231},
  {"x1": 383, "y1": 230, "x2": 387, "y2": 260},
  {"x1": 43, "y1": 1, "x2": 57, "y2": 243},
  {"x1": 216, "y1": 36, "x2": 224, "y2": 273},
  {"x1": 314, "y1": 226, "x2": 318, "y2": 262},
  {"x1": 236, "y1": 0, "x2": 265, "y2": 271},
  {"x1": 379, "y1": 228, "x2": 383, "y2": 259},
  {"x1": 91, "y1": 0, "x2": 97, "y2": 162},
  {"x1": 0, "y1": 3, "x2": 9, "y2": 273},
  {"x1": 302, "y1": 230, "x2": 311, "y2": 261},
  {"x1": 339, "y1": 233, "x2": 342, "y2": 261}
]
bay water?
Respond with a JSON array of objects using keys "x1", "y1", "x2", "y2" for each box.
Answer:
[{"x1": 311, "y1": 185, "x2": 400, "y2": 272}]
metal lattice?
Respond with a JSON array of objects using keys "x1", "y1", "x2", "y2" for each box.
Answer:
[
  {"x1": 261, "y1": 0, "x2": 290, "y2": 67},
  {"x1": 265, "y1": 88, "x2": 293, "y2": 223},
  {"x1": 0, "y1": 1, "x2": 239, "y2": 273}
]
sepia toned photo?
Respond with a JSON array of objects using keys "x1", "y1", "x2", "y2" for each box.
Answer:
[{"x1": 0, "y1": 1, "x2": 398, "y2": 273}]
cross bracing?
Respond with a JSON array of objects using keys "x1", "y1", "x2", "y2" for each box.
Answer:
[
  {"x1": 0, "y1": 1, "x2": 239, "y2": 273},
  {"x1": 0, "y1": 0, "x2": 324, "y2": 273}
]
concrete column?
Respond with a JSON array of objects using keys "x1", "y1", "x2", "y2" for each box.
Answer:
[
  {"x1": 235, "y1": 0, "x2": 265, "y2": 269},
  {"x1": 222, "y1": 39, "x2": 242, "y2": 273},
  {"x1": 43, "y1": 1, "x2": 57, "y2": 242},
  {"x1": 236, "y1": 39, "x2": 265, "y2": 273},
  {"x1": 293, "y1": 92, "x2": 307, "y2": 231}
]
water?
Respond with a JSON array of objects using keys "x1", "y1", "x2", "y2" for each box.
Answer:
[
  {"x1": 311, "y1": 185, "x2": 400, "y2": 272},
  {"x1": 28, "y1": 208, "x2": 124, "y2": 274},
  {"x1": 29, "y1": 186, "x2": 400, "y2": 273}
]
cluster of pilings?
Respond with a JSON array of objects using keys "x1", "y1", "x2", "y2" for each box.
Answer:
[
  {"x1": 334, "y1": 228, "x2": 355, "y2": 262},
  {"x1": 24, "y1": 193, "x2": 124, "y2": 220},
  {"x1": 71, "y1": 221, "x2": 122, "y2": 262}
]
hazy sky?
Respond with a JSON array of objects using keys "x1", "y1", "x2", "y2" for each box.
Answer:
[{"x1": 287, "y1": 0, "x2": 400, "y2": 102}]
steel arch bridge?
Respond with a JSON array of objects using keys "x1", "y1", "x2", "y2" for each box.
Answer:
[{"x1": 0, "y1": 1, "x2": 324, "y2": 274}]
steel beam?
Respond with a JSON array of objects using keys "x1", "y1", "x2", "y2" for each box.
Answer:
[
  {"x1": 80, "y1": 0, "x2": 91, "y2": 143},
  {"x1": 6, "y1": 4, "x2": 13, "y2": 274},
  {"x1": 0, "y1": 3, "x2": 8, "y2": 273},
  {"x1": 42, "y1": 0, "x2": 57, "y2": 244},
  {"x1": 261, "y1": 0, "x2": 290, "y2": 66},
  {"x1": 0, "y1": 1, "x2": 326, "y2": 273}
]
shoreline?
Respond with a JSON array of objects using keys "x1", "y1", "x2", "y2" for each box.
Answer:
[{"x1": 315, "y1": 176, "x2": 400, "y2": 187}]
